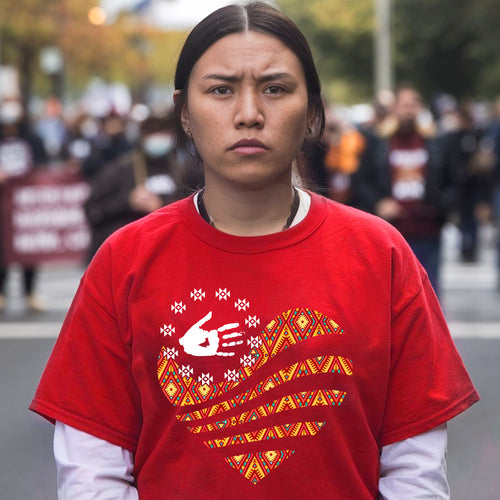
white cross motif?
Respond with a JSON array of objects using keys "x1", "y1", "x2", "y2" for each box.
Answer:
[
  {"x1": 191, "y1": 289, "x2": 205, "y2": 301},
  {"x1": 197, "y1": 372, "x2": 213, "y2": 385},
  {"x1": 215, "y1": 288, "x2": 231, "y2": 301},
  {"x1": 235, "y1": 298, "x2": 250, "y2": 311},
  {"x1": 165, "y1": 347, "x2": 179, "y2": 360},
  {"x1": 240, "y1": 353, "x2": 255, "y2": 368},
  {"x1": 160, "y1": 324, "x2": 175, "y2": 337},
  {"x1": 178, "y1": 365, "x2": 193, "y2": 379},
  {"x1": 245, "y1": 315, "x2": 260, "y2": 328},
  {"x1": 171, "y1": 301, "x2": 186, "y2": 314},
  {"x1": 247, "y1": 336, "x2": 263, "y2": 349},
  {"x1": 224, "y1": 369, "x2": 240, "y2": 383}
]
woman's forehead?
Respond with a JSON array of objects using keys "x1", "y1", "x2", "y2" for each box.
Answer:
[{"x1": 190, "y1": 31, "x2": 304, "y2": 81}]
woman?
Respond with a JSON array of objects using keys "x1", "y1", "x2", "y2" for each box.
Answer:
[{"x1": 31, "y1": 3, "x2": 479, "y2": 499}]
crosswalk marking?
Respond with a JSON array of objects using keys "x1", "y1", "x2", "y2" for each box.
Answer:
[
  {"x1": 441, "y1": 263, "x2": 497, "y2": 290},
  {"x1": 0, "y1": 322, "x2": 62, "y2": 339},
  {"x1": 448, "y1": 322, "x2": 500, "y2": 339}
]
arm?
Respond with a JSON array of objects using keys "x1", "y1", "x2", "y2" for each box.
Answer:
[
  {"x1": 83, "y1": 160, "x2": 136, "y2": 225},
  {"x1": 378, "y1": 424, "x2": 449, "y2": 500},
  {"x1": 351, "y1": 132, "x2": 391, "y2": 213},
  {"x1": 54, "y1": 421, "x2": 139, "y2": 500}
]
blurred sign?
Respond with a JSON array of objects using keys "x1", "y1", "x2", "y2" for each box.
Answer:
[{"x1": 0, "y1": 168, "x2": 90, "y2": 265}]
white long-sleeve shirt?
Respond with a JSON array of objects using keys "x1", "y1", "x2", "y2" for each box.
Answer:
[{"x1": 54, "y1": 421, "x2": 449, "y2": 499}]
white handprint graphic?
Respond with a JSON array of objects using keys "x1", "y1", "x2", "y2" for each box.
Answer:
[{"x1": 179, "y1": 311, "x2": 244, "y2": 357}]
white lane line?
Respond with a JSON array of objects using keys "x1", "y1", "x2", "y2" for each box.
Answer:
[
  {"x1": 441, "y1": 265, "x2": 498, "y2": 290},
  {"x1": 0, "y1": 322, "x2": 62, "y2": 338},
  {"x1": 448, "y1": 321, "x2": 500, "y2": 339}
]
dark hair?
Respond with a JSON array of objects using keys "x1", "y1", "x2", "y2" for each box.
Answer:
[
  {"x1": 173, "y1": 2, "x2": 325, "y2": 160},
  {"x1": 140, "y1": 113, "x2": 175, "y2": 138}
]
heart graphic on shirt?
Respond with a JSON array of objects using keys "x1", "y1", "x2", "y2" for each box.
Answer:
[{"x1": 158, "y1": 303, "x2": 353, "y2": 483}]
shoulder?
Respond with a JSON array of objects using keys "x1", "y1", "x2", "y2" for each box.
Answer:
[
  {"x1": 318, "y1": 194, "x2": 420, "y2": 269},
  {"x1": 319, "y1": 194, "x2": 404, "y2": 243},
  {"x1": 86, "y1": 196, "x2": 193, "y2": 281},
  {"x1": 112, "y1": 196, "x2": 191, "y2": 239}
]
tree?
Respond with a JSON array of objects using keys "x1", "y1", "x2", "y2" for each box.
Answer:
[
  {"x1": 392, "y1": 0, "x2": 500, "y2": 101},
  {"x1": 278, "y1": 0, "x2": 375, "y2": 103},
  {"x1": 278, "y1": 0, "x2": 500, "y2": 103},
  {"x1": 0, "y1": 0, "x2": 187, "y2": 104}
]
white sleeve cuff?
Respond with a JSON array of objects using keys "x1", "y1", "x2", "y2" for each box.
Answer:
[
  {"x1": 378, "y1": 424, "x2": 450, "y2": 499},
  {"x1": 54, "y1": 421, "x2": 139, "y2": 500}
]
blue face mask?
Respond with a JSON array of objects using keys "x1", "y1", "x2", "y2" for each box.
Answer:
[{"x1": 143, "y1": 134, "x2": 174, "y2": 158}]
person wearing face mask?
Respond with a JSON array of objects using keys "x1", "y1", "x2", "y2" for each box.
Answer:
[{"x1": 83, "y1": 113, "x2": 190, "y2": 261}]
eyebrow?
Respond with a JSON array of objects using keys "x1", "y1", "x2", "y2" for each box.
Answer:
[{"x1": 202, "y1": 72, "x2": 293, "y2": 83}]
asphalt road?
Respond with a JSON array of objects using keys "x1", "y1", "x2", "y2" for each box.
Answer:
[{"x1": 1, "y1": 223, "x2": 499, "y2": 499}]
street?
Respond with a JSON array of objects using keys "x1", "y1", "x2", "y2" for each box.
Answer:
[{"x1": 0, "y1": 223, "x2": 499, "y2": 500}]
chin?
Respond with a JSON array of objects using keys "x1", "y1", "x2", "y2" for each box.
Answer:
[{"x1": 230, "y1": 168, "x2": 291, "y2": 190}]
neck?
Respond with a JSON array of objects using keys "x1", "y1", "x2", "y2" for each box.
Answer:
[{"x1": 201, "y1": 178, "x2": 296, "y2": 236}]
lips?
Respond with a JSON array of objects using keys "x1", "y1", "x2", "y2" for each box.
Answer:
[{"x1": 228, "y1": 138, "x2": 269, "y2": 153}]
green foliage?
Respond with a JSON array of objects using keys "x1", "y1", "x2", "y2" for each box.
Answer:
[
  {"x1": 392, "y1": 0, "x2": 500, "y2": 100},
  {"x1": 279, "y1": 0, "x2": 500, "y2": 103},
  {"x1": 278, "y1": 0, "x2": 375, "y2": 103}
]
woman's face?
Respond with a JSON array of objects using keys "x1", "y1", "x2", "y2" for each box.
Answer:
[{"x1": 181, "y1": 31, "x2": 311, "y2": 190}]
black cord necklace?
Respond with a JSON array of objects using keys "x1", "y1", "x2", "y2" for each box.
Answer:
[{"x1": 197, "y1": 187, "x2": 300, "y2": 230}]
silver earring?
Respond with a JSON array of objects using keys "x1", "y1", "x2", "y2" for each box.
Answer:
[{"x1": 186, "y1": 128, "x2": 192, "y2": 137}]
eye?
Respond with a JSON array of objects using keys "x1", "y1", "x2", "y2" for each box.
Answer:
[
  {"x1": 264, "y1": 85, "x2": 286, "y2": 95},
  {"x1": 211, "y1": 86, "x2": 232, "y2": 96}
]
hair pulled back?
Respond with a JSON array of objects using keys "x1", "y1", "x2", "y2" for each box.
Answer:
[{"x1": 173, "y1": 2, "x2": 325, "y2": 156}]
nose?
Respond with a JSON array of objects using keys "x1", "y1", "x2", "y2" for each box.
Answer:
[{"x1": 234, "y1": 90, "x2": 264, "y2": 129}]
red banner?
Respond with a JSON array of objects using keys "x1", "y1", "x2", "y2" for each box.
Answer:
[{"x1": 0, "y1": 167, "x2": 90, "y2": 265}]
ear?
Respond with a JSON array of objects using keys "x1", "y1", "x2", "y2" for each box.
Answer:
[
  {"x1": 304, "y1": 105, "x2": 315, "y2": 136},
  {"x1": 174, "y1": 89, "x2": 191, "y2": 135},
  {"x1": 181, "y1": 105, "x2": 190, "y2": 136}
]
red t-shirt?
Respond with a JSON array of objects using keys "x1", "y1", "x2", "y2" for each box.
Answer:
[{"x1": 30, "y1": 193, "x2": 479, "y2": 499}]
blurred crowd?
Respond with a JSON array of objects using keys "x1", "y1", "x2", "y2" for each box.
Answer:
[
  {"x1": 0, "y1": 94, "x2": 202, "y2": 312},
  {"x1": 1, "y1": 86, "x2": 500, "y2": 311},
  {"x1": 305, "y1": 88, "x2": 500, "y2": 297}
]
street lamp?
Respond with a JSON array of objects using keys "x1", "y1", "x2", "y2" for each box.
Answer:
[
  {"x1": 374, "y1": 0, "x2": 393, "y2": 93},
  {"x1": 39, "y1": 46, "x2": 64, "y2": 99}
]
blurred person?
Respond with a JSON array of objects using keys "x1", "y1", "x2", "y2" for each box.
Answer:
[
  {"x1": 444, "y1": 104, "x2": 494, "y2": 262},
  {"x1": 83, "y1": 114, "x2": 189, "y2": 261},
  {"x1": 354, "y1": 86, "x2": 459, "y2": 296},
  {"x1": 80, "y1": 111, "x2": 132, "y2": 179},
  {"x1": 483, "y1": 97, "x2": 500, "y2": 288},
  {"x1": 61, "y1": 111, "x2": 101, "y2": 172},
  {"x1": 321, "y1": 107, "x2": 366, "y2": 204},
  {"x1": 306, "y1": 104, "x2": 366, "y2": 202},
  {"x1": 31, "y1": 4, "x2": 478, "y2": 499},
  {"x1": 35, "y1": 96, "x2": 68, "y2": 163},
  {"x1": 0, "y1": 98, "x2": 47, "y2": 312}
]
